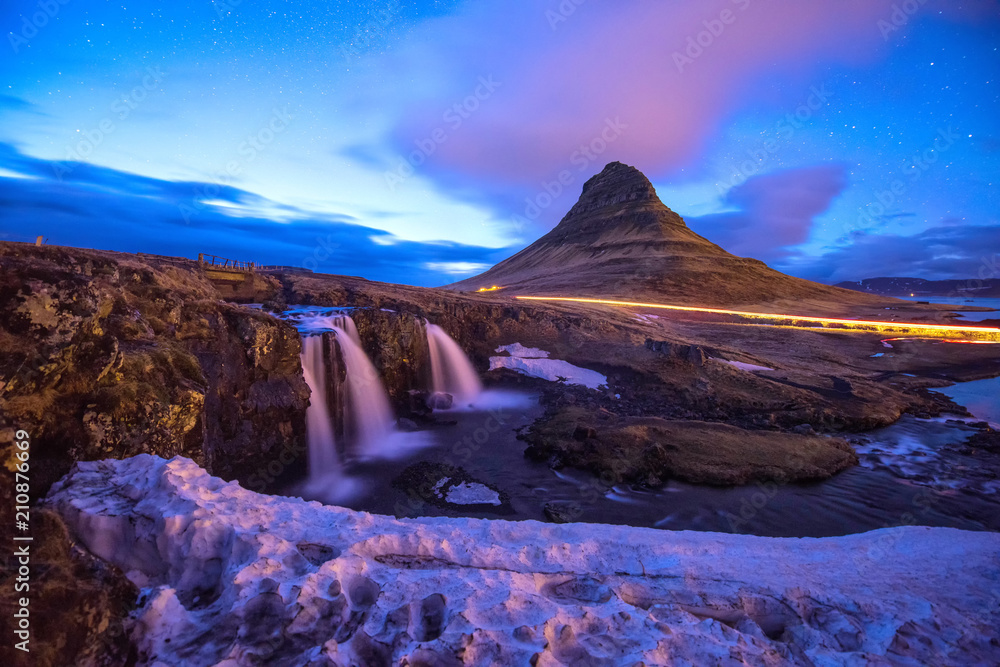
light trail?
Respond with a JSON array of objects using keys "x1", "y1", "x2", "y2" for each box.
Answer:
[{"x1": 514, "y1": 296, "x2": 1000, "y2": 342}]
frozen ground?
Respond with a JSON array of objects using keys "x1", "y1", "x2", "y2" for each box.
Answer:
[
  {"x1": 489, "y1": 344, "x2": 607, "y2": 389},
  {"x1": 46, "y1": 455, "x2": 1000, "y2": 666}
]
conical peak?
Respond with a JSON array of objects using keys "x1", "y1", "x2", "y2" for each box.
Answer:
[{"x1": 566, "y1": 162, "x2": 661, "y2": 218}]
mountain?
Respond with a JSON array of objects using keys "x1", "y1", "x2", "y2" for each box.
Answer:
[
  {"x1": 836, "y1": 277, "x2": 1000, "y2": 298},
  {"x1": 447, "y1": 162, "x2": 886, "y2": 307}
]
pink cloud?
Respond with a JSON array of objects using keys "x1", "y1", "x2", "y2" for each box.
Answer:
[{"x1": 372, "y1": 0, "x2": 991, "y2": 223}]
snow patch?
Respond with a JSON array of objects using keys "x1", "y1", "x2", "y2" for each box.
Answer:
[
  {"x1": 494, "y1": 342, "x2": 550, "y2": 358},
  {"x1": 445, "y1": 482, "x2": 502, "y2": 506},
  {"x1": 490, "y1": 342, "x2": 607, "y2": 389},
  {"x1": 45, "y1": 456, "x2": 1000, "y2": 666}
]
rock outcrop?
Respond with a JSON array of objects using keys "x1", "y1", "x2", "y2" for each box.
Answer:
[
  {"x1": 0, "y1": 510, "x2": 138, "y2": 667},
  {"x1": 0, "y1": 243, "x2": 309, "y2": 500},
  {"x1": 45, "y1": 455, "x2": 1000, "y2": 666}
]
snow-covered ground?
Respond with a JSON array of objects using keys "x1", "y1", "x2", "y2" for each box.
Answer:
[
  {"x1": 47, "y1": 456, "x2": 1000, "y2": 666},
  {"x1": 489, "y1": 344, "x2": 607, "y2": 389}
]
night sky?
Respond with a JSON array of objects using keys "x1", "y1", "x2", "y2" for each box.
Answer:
[{"x1": 2, "y1": 0, "x2": 998, "y2": 286}]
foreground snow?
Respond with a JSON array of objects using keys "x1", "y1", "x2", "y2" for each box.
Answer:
[{"x1": 47, "y1": 456, "x2": 1000, "y2": 666}]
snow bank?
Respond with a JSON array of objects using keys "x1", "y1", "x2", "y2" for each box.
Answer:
[
  {"x1": 46, "y1": 456, "x2": 1000, "y2": 666},
  {"x1": 490, "y1": 344, "x2": 607, "y2": 389}
]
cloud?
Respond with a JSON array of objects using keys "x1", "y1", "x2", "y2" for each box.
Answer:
[
  {"x1": 364, "y1": 0, "x2": 995, "y2": 227},
  {"x1": 0, "y1": 95, "x2": 36, "y2": 113},
  {"x1": 687, "y1": 165, "x2": 847, "y2": 262},
  {"x1": 797, "y1": 224, "x2": 1000, "y2": 282},
  {"x1": 0, "y1": 143, "x2": 509, "y2": 287}
]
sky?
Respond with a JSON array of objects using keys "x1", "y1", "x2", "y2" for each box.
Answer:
[{"x1": 1, "y1": 0, "x2": 998, "y2": 286}]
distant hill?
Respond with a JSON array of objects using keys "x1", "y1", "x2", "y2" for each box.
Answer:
[
  {"x1": 447, "y1": 162, "x2": 888, "y2": 308},
  {"x1": 835, "y1": 277, "x2": 1000, "y2": 298}
]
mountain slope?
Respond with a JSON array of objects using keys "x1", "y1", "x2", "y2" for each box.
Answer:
[{"x1": 448, "y1": 162, "x2": 886, "y2": 307}]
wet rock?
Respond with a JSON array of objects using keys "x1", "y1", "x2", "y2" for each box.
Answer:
[
  {"x1": 526, "y1": 407, "x2": 858, "y2": 486},
  {"x1": 397, "y1": 417, "x2": 420, "y2": 431},
  {"x1": 544, "y1": 500, "x2": 583, "y2": 524},
  {"x1": 426, "y1": 392, "x2": 454, "y2": 410},
  {"x1": 393, "y1": 461, "x2": 514, "y2": 514}
]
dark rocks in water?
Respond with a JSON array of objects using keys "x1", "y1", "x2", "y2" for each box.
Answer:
[
  {"x1": 964, "y1": 428, "x2": 1000, "y2": 453},
  {"x1": 392, "y1": 461, "x2": 514, "y2": 515},
  {"x1": 396, "y1": 416, "x2": 420, "y2": 431},
  {"x1": 0, "y1": 510, "x2": 138, "y2": 666},
  {"x1": 544, "y1": 501, "x2": 583, "y2": 524},
  {"x1": 426, "y1": 391, "x2": 454, "y2": 410},
  {"x1": 525, "y1": 406, "x2": 858, "y2": 487}
]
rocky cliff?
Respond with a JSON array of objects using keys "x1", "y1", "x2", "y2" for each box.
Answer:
[{"x1": 0, "y1": 242, "x2": 309, "y2": 501}]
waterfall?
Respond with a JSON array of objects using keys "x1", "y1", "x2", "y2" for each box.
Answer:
[
  {"x1": 301, "y1": 334, "x2": 340, "y2": 482},
  {"x1": 332, "y1": 325, "x2": 394, "y2": 458},
  {"x1": 297, "y1": 310, "x2": 396, "y2": 476},
  {"x1": 425, "y1": 322, "x2": 483, "y2": 406}
]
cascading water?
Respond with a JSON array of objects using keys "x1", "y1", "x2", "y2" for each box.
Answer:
[
  {"x1": 292, "y1": 310, "x2": 396, "y2": 478},
  {"x1": 301, "y1": 334, "x2": 340, "y2": 482},
  {"x1": 425, "y1": 322, "x2": 483, "y2": 406},
  {"x1": 331, "y1": 325, "x2": 394, "y2": 458}
]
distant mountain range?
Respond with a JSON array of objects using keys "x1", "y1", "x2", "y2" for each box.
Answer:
[{"x1": 834, "y1": 277, "x2": 1000, "y2": 298}]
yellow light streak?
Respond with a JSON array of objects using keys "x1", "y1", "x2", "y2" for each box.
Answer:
[
  {"x1": 476, "y1": 285, "x2": 504, "y2": 292},
  {"x1": 514, "y1": 296, "x2": 1000, "y2": 342}
]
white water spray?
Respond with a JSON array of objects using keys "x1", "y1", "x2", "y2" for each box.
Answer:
[
  {"x1": 301, "y1": 334, "x2": 340, "y2": 482},
  {"x1": 332, "y1": 325, "x2": 394, "y2": 458},
  {"x1": 426, "y1": 322, "x2": 483, "y2": 406}
]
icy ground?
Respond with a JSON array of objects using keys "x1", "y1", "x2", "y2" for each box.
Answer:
[
  {"x1": 47, "y1": 456, "x2": 1000, "y2": 666},
  {"x1": 489, "y1": 344, "x2": 607, "y2": 389}
]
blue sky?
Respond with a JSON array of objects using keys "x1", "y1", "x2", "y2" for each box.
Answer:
[{"x1": 1, "y1": 0, "x2": 998, "y2": 286}]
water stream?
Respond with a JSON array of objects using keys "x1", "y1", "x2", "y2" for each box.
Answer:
[
  {"x1": 300, "y1": 377, "x2": 1000, "y2": 537},
  {"x1": 425, "y1": 322, "x2": 483, "y2": 406},
  {"x1": 281, "y1": 306, "x2": 1000, "y2": 537}
]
